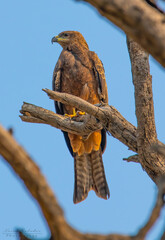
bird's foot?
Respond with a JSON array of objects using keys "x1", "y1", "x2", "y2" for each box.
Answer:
[
  {"x1": 65, "y1": 108, "x2": 77, "y2": 118},
  {"x1": 65, "y1": 109, "x2": 86, "y2": 118},
  {"x1": 77, "y1": 111, "x2": 86, "y2": 116}
]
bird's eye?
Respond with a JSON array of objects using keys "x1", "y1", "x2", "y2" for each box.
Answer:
[{"x1": 63, "y1": 33, "x2": 69, "y2": 37}]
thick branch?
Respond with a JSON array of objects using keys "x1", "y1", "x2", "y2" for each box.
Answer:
[
  {"x1": 127, "y1": 38, "x2": 165, "y2": 182},
  {"x1": 0, "y1": 124, "x2": 140, "y2": 240},
  {"x1": 20, "y1": 102, "x2": 103, "y2": 138},
  {"x1": 1, "y1": 123, "x2": 164, "y2": 239},
  {"x1": 21, "y1": 89, "x2": 165, "y2": 182},
  {"x1": 78, "y1": 0, "x2": 165, "y2": 67},
  {"x1": 20, "y1": 91, "x2": 137, "y2": 152},
  {"x1": 0, "y1": 124, "x2": 71, "y2": 239}
]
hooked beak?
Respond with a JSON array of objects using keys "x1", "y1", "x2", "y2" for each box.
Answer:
[{"x1": 51, "y1": 35, "x2": 59, "y2": 44}]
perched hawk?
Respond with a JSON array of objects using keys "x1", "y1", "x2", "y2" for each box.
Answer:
[{"x1": 52, "y1": 31, "x2": 110, "y2": 203}]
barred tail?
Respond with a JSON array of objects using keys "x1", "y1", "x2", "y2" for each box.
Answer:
[
  {"x1": 73, "y1": 153, "x2": 93, "y2": 203},
  {"x1": 90, "y1": 150, "x2": 110, "y2": 199},
  {"x1": 73, "y1": 149, "x2": 110, "y2": 204}
]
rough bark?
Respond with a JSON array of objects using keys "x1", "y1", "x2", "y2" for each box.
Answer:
[
  {"x1": 21, "y1": 90, "x2": 138, "y2": 152},
  {"x1": 127, "y1": 38, "x2": 165, "y2": 182},
  {"x1": 77, "y1": 0, "x2": 165, "y2": 67},
  {"x1": 20, "y1": 89, "x2": 165, "y2": 183}
]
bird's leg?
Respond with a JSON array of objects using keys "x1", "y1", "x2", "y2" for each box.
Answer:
[
  {"x1": 65, "y1": 108, "x2": 77, "y2": 118},
  {"x1": 65, "y1": 108, "x2": 86, "y2": 118}
]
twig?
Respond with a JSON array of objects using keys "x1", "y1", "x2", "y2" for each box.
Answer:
[
  {"x1": 134, "y1": 176, "x2": 165, "y2": 239},
  {"x1": 77, "y1": 0, "x2": 165, "y2": 67},
  {"x1": 123, "y1": 154, "x2": 139, "y2": 163}
]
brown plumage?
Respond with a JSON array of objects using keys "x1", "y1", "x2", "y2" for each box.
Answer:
[{"x1": 52, "y1": 31, "x2": 110, "y2": 203}]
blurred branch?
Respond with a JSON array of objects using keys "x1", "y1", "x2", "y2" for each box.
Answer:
[
  {"x1": 161, "y1": 230, "x2": 165, "y2": 240},
  {"x1": 0, "y1": 123, "x2": 164, "y2": 239},
  {"x1": 134, "y1": 175, "x2": 165, "y2": 240},
  {"x1": 0, "y1": 124, "x2": 70, "y2": 239},
  {"x1": 77, "y1": 0, "x2": 165, "y2": 67},
  {"x1": 18, "y1": 231, "x2": 32, "y2": 240},
  {"x1": 145, "y1": 0, "x2": 164, "y2": 13},
  {"x1": 0, "y1": 124, "x2": 150, "y2": 240}
]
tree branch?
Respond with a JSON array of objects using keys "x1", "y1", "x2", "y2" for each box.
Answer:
[
  {"x1": 20, "y1": 90, "x2": 138, "y2": 152},
  {"x1": 20, "y1": 89, "x2": 165, "y2": 183},
  {"x1": 134, "y1": 175, "x2": 165, "y2": 240},
  {"x1": 0, "y1": 124, "x2": 141, "y2": 240},
  {"x1": 77, "y1": 0, "x2": 165, "y2": 67},
  {"x1": 0, "y1": 124, "x2": 70, "y2": 239},
  {"x1": 127, "y1": 38, "x2": 165, "y2": 182},
  {"x1": 20, "y1": 102, "x2": 103, "y2": 138},
  {"x1": 123, "y1": 154, "x2": 139, "y2": 163},
  {"x1": 0, "y1": 124, "x2": 164, "y2": 239}
]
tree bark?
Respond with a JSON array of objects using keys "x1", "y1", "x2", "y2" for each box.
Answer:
[
  {"x1": 78, "y1": 0, "x2": 165, "y2": 67},
  {"x1": 127, "y1": 38, "x2": 165, "y2": 182}
]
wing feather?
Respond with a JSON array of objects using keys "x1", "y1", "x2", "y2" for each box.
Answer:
[
  {"x1": 89, "y1": 51, "x2": 108, "y2": 153},
  {"x1": 52, "y1": 57, "x2": 74, "y2": 156},
  {"x1": 89, "y1": 51, "x2": 108, "y2": 103}
]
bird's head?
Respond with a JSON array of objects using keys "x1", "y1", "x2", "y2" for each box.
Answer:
[{"x1": 51, "y1": 31, "x2": 89, "y2": 50}]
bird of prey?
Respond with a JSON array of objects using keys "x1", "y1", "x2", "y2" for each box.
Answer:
[{"x1": 52, "y1": 31, "x2": 110, "y2": 203}]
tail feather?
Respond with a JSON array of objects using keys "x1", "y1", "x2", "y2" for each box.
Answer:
[
  {"x1": 73, "y1": 149, "x2": 110, "y2": 204},
  {"x1": 90, "y1": 150, "x2": 110, "y2": 199},
  {"x1": 73, "y1": 154, "x2": 93, "y2": 203}
]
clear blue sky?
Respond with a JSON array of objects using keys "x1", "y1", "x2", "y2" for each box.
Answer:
[{"x1": 0, "y1": 0, "x2": 165, "y2": 239}]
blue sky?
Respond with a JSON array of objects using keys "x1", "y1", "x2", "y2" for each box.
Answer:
[{"x1": 0, "y1": 0, "x2": 165, "y2": 239}]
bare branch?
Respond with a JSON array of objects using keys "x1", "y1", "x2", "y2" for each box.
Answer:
[
  {"x1": 161, "y1": 230, "x2": 165, "y2": 240},
  {"x1": 20, "y1": 102, "x2": 103, "y2": 138},
  {"x1": 20, "y1": 89, "x2": 165, "y2": 183},
  {"x1": 145, "y1": 0, "x2": 164, "y2": 13},
  {"x1": 1, "y1": 123, "x2": 164, "y2": 239},
  {"x1": 77, "y1": 0, "x2": 165, "y2": 67},
  {"x1": 0, "y1": 124, "x2": 142, "y2": 240},
  {"x1": 127, "y1": 38, "x2": 165, "y2": 182},
  {"x1": 0, "y1": 124, "x2": 69, "y2": 239},
  {"x1": 123, "y1": 154, "x2": 139, "y2": 163},
  {"x1": 134, "y1": 176, "x2": 165, "y2": 239},
  {"x1": 20, "y1": 91, "x2": 137, "y2": 152},
  {"x1": 17, "y1": 231, "x2": 32, "y2": 240}
]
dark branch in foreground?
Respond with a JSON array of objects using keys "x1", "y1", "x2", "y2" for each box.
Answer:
[
  {"x1": 0, "y1": 124, "x2": 165, "y2": 239},
  {"x1": 134, "y1": 176, "x2": 165, "y2": 240}
]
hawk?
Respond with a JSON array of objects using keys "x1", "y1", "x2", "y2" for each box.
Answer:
[{"x1": 52, "y1": 31, "x2": 110, "y2": 203}]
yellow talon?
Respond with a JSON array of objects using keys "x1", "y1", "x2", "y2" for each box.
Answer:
[
  {"x1": 65, "y1": 108, "x2": 77, "y2": 118},
  {"x1": 65, "y1": 109, "x2": 86, "y2": 118},
  {"x1": 77, "y1": 111, "x2": 86, "y2": 116}
]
